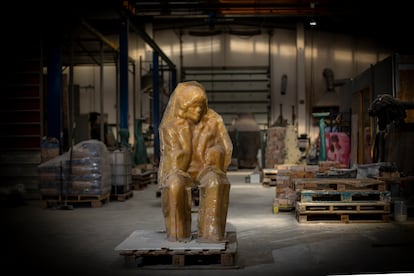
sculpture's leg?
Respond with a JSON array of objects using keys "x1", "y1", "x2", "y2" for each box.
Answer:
[
  {"x1": 161, "y1": 175, "x2": 192, "y2": 242},
  {"x1": 197, "y1": 171, "x2": 230, "y2": 242}
]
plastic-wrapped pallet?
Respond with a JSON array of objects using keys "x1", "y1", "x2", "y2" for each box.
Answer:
[
  {"x1": 38, "y1": 152, "x2": 69, "y2": 196},
  {"x1": 66, "y1": 140, "x2": 112, "y2": 195}
]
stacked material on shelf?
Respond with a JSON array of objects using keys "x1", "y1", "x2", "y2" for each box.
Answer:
[
  {"x1": 271, "y1": 164, "x2": 319, "y2": 212},
  {"x1": 264, "y1": 127, "x2": 286, "y2": 168}
]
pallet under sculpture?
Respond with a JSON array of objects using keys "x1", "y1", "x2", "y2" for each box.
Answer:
[{"x1": 115, "y1": 229, "x2": 238, "y2": 268}]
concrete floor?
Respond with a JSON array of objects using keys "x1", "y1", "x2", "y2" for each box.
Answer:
[{"x1": 2, "y1": 170, "x2": 414, "y2": 276}]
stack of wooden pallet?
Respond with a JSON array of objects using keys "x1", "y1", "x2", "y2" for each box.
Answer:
[
  {"x1": 293, "y1": 178, "x2": 391, "y2": 223},
  {"x1": 131, "y1": 167, "x2": 158, "y2": 190},
  {"x1": 262, "y1": 168, "x2": 278, "y2": 186},
  {"x1": 269, "y1": 165, "x2": 319, "y2": 212}
]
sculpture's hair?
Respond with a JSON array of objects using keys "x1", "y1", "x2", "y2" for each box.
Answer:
[{"x1": 160, "y1": 81, "x2": 208, "y2": 126}]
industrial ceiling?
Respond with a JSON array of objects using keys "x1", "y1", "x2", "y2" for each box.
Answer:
[
  {"x1": 124, "y1": 0, "x2": 413, "y2": 53},
  {"x1": 4, "y1": 0, "x2": 414, "y2": 67}
]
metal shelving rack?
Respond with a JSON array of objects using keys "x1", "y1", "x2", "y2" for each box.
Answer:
[
  {"x1": 1, "y1": 40, "x2": 43, "y2": 151},
  {"x1": 182, "y1": 66, "x2": 271, "y2": 129}
]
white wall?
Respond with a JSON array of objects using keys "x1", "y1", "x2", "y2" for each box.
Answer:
[
  {"x1": 68, "y1": 24, "x2": 393, "y2": 144},
  {"x1": 63, "y1": 63, "x2": 136, "y2": 144}
]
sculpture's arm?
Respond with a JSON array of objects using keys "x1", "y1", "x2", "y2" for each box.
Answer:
[
  {"x1": 159, "y1": 119, "x2": 193, "y2": 183},
  {"x1": 197, "y1": 113, "x2": 233, "y2": 180}
]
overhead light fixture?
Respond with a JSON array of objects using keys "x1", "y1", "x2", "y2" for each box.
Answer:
[
  {"x1": 310, "y1": 2, "x2": 316, "y2": 26},
  {"x1": 188, "y1": 28, "x2": 222, "y2": 36}
]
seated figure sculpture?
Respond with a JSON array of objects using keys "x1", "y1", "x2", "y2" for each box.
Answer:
[{"x1": 158, "y1": 81, "x2": 233, "y2": 242}]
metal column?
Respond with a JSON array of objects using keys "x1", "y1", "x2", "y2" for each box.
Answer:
[
  {"x1": 296, "y1": 22, "x2": 307, "y2": 136},
  {"x1": 171, "y1": 67, "x2": 177, "y2": 92},
  {"x1": 153, "y1": 51, "x2": 160, "y2": 164},
  {"x1": 47, "y1": 46, "x2": 62, "y2": 147},
  {"x1": 119, "y1": 16, "x2": 129, "y2": 147}
]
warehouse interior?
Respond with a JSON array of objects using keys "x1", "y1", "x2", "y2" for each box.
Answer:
[{"x1": 2, "y1": 1, "x2": 414, "y2": 275}]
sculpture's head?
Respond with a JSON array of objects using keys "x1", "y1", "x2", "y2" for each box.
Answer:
[
  {"x1": 173, "y1": 81, "x2": 208, "y2": 123},
  {"x1": 368, "y1": 94, "x2": 407, "y2": 131}
]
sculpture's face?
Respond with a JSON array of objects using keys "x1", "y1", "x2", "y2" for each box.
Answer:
[
  {"x1": 175, "y1": 83, "x2": 208, "y2": 123},
  {"x1": 184, "y1": 99, "x2": 205, "y2": 123}
]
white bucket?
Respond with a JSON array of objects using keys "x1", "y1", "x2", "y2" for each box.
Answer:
[
  {"x1": 111, "y1": 150, "x2": 132, "y2": 188},
  {"x1": 112, "y1": 150, "x2": 132, "y2": 165}
]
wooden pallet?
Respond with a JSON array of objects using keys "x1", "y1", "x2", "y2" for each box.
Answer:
[
  {"x1": 110, "y1": 190, "x2": 134, "y2": 201},
  {"x1": 262, "y1": 168, "x2": 278, "y2": 186},
  {"x1": 298, "y1": 190, "x2": 391, "y2": 203},
  {"x1": 296, "y1": 212, "x2": 391, "y2": 223},
  {"x1": 130, "y1": 181, "x2": 148, "y2": 190},
  {"x1": 296, "y1": 201, "x2": 391, "y2": 213},
  {"x1": 131, "y1": 169, "x2": 158, "y2": 190},
  {"x1": 296, "y1": 201, "x2": 391, "y2": 223},
  {"x1": 111, "y1": 184, "x2": 130, "y2": 194},
  {"x1": 118, "y1": 231, "x2": 238, "y2": 269},
  {"x1": 294, "y1": 178, "x2": 386, "y2": 191},
  {"x1": 132, "y1": 170, "x2": 157, "y2": 182},
  {"x1": 41, "y1": 192, "x2": 110, "y2": 208},
  {"x1": 279, "y1": 205, "x2": 295, "y2": 211}
]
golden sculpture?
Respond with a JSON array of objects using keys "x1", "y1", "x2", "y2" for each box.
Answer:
[{"x1": 158, "y1": 81, "x2": 233, "y2": 242}]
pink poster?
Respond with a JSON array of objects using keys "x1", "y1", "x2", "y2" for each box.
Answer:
[{"x1": 325, "y1": 132, "x2": 350, "y2": 166}]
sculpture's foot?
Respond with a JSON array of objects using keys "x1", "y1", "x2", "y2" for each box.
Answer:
[
  {"x1": 196, "y1": 232, "x2": 227, "y2": 243},
  {"x1": 166, "y1": 235, "x2": 192, "y2": 243}
]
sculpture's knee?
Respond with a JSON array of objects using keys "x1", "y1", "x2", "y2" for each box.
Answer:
[
  {"x1": 166, "y1": 175, "x2": 186, "y2": 193},
  {"x1": 199, "y1": 170, "x2": 229, "y2": 189},
  {"x1": 162, "y1": 174, "x2": 192, "y2": 213},
  {"x1": 197, "y1": 170, "x2": 231, "y2": 242}
]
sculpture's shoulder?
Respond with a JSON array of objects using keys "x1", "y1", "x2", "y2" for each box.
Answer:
[{"x1": 205, "y1": 108, "x2": 225, "y2": 123}]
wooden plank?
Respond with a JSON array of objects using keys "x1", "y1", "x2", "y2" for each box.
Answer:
[
  {"x1": 293, "y1": 178, "x2": 386, "y2": 191},
  {"x1": 172, "y1": 255, "x2": 185, "y2": 266}
]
